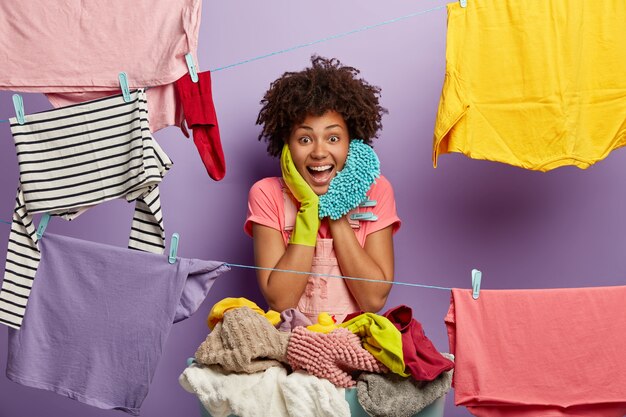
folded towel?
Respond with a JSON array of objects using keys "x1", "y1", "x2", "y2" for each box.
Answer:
[
  {"x1": 356, "y1": 353, "x2": 454, "y2": 417},
  {"x1": 281, "y1": 370, "x2": 350, "y2": 417},
  {"x1": 179, "y1": 364, "x2": 288, "y2": 417}
]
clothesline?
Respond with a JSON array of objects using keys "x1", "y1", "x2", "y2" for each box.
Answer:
[
  {"x1": 224, "y1": 262, "x2": 453, "y2": 291},
  {"x1": 0, "y1": 4, "x2": 447, "y2": 124},
  {"x1": 0, "y1": 218, "x2": 454, "y2": 291},
  {"x1": 208, "y1": 5, "x2": 447, "y2": 72}
]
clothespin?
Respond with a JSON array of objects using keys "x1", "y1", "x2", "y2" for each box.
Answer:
[
  {"x1": 118, "y1": 72, "x2": 131, "y2": 103},
  {"x1": 460, "y1": 0, "x2": 467, "y2": 7},
  {"x1": 168, "y1": 232, "x2": 180, "y2": 264},
  {"x1": 185, "y1": 53, "x2": 199, "y2": 83},
  {"x1": 471, "y1": 269, "x2": 482, "y2": 300},
  {"x1": 12, "y1": 94, "x2": 25, "y2": 125},
  {"x1": 36, "y1": 213, "x2": 51, "y2": 239},
  {"x1": 358, "y1": 198, "x2": 377, "y2": 208},
  {"x1": 349, "y1": 212, "x2": 378, "y2": 221}
]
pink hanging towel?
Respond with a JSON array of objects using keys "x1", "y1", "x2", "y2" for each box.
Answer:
[
  {"x1": 446, "y1": 286, "x2": 626, "y2": 417},
  {"x1": 0, "y1": 0, "x2": 201, "y2": 132}
]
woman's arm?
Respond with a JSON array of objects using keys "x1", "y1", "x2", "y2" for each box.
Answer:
[
  {"x1": 252, "y1": 223, "x2": 315, "y2": 312},
  {"x1": 328, "y1": 217, "x2": 394, "y2": 312}
]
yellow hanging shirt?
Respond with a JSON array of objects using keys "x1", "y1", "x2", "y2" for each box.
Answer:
[{"x1": 434, "y1": 0, "x2": 626, "y2": 171}]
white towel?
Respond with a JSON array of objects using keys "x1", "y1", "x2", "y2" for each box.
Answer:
[
  {"x1": 179, "y1": 364, "x2": 289, "y2": 417},
  {"x1": 179, "y1": 365, "x2": 350, "y2": 417},
  {"x1": 280, "y1": 370, "x2": 349, "y2": 417}
]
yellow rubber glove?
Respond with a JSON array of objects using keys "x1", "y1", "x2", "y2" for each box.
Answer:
[{"x1": 281, "y1": 144, "x2": 320, "y2": 247}]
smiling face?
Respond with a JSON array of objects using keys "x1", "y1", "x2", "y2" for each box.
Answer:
[{"x1": 287, "y1": 110, "x2": 350, "y2": 195}]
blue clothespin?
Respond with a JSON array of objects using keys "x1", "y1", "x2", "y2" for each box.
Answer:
[
  {"x1": 358, "y1": 198, "x2": 377, "y2": 208},
  {"x1": 350, "y1": 212, "x2": 378, "y2": 221},
  {"x1": 12, "y1": 94, "x2": 25, "y2": 125},
  {"x1": 118, "y1": 72, "x2": 131, "y2": 103},
  {"x1": 471, "y1": 269, "x2": 482, "y2": 299},
  {"x1": 185, "y1": 53, "x2": 199, "y2": 83},
  {"x1": 168, "y1": 233, "x2": 180, "y2": 264},
  {"x1": 36, "y1": 213, "x2": 51, "y2": 239},
  {"x1": 460, "y1": 0, "x2": 467, "y2": 7}
]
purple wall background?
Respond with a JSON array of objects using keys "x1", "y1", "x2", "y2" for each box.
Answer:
[{"x1": 1, "y1": 1, "x2": 624, "y2": 416}]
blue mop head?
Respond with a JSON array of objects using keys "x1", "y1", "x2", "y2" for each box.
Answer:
[{"x1": 319, "y1": 139, "x2": 380, "y2": 220}]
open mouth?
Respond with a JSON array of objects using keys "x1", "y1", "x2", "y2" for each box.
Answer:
[{"x1": 306, "y1": 164, "x2": 334, "y2": 185}]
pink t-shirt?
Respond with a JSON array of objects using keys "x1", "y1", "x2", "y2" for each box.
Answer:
[
  {"x1": 0, "y1": 0, "x2": 200, "y2": 132},
  {"x1": 0, "y1": 0, "x2": 200, "y2": 91},
  {"x1": 244, "y1": 175, "x2": 401, "y2": 246}
]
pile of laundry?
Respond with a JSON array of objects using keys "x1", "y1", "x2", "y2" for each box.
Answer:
[{"x1": 179, "y1": 298, "x2": 454, "y2": 417}]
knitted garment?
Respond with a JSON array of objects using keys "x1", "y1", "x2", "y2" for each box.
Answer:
[
  {"x1": 195, "y1": 306, "x2": 290, "y2": 373},
  {"x1": 356, "y1": 354, "x2": 454, "y2": 417},
  {"x1": 207, "y1": 297, "x2": 280, "y2": 330},
  {"x1": 319, "y1": 139, "x2": 380, "y2": 220},
  {"x1": 287, "y1": 327, "x2": 387, "y2": 388}
]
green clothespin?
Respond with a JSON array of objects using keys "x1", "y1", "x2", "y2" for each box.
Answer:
[
  {"x1": 168, "y1": 233, "x2": 180, "y2": 264},
  {"x1": 118, "y1": 72, "x2": 131, "y2": 103},
  {"x1": 472, "y1": 269, "x2": 482, "y2": 300},
  {"x1": 13, "y1": 94, "x2": 25, "y2": 125},
  {"x1": 36, "y1": 213, "x2": 51, "y2": 239},
  {"x1": 185, "y1": 53, "x2": 199, "y2": 83}
]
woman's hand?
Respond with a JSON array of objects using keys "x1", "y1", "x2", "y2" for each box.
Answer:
[{"x1": 281, "y1": 144, "x2": 320, "y2": 246}]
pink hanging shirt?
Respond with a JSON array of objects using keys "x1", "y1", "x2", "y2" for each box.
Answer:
[
  {"x1": 0, "y1": 0, "x2": 201, "y2": 131},
  {"x1": 446, "y1": 286, "x2": 626, "y2": 417}
]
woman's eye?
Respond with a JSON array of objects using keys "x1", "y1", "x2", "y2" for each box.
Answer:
[
  {"x1": 328, "y1": 136, "x2": 340, "y2": 143},
  {"x1": 299, "y1": 136, "x2": 311, "y2": 144}
]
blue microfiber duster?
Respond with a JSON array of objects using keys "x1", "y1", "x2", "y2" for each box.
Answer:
[{"x1": 319, "y1": 139, "x2": 380, "y2": 220}]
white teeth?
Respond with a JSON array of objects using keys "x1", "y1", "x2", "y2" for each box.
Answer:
[{"x1": 309, "y1": 165, "x2": 332, "y2": 172}]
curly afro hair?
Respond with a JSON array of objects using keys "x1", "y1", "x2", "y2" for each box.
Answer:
[{"x1": 256, "y1": 56, "x2": 387, "y2": 157}]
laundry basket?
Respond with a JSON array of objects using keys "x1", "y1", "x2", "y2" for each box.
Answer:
[{"x1": 186, "y1": 359, "x2": 446, "y2": 417}]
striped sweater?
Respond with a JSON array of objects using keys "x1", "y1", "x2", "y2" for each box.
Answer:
[{"x1": 0, "y1": 89, "x2": 172, "y2": 328}]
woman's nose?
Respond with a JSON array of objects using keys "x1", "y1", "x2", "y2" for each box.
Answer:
[{"x1": 310, "y1": 140, "x2": 328, "y2": 159}]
